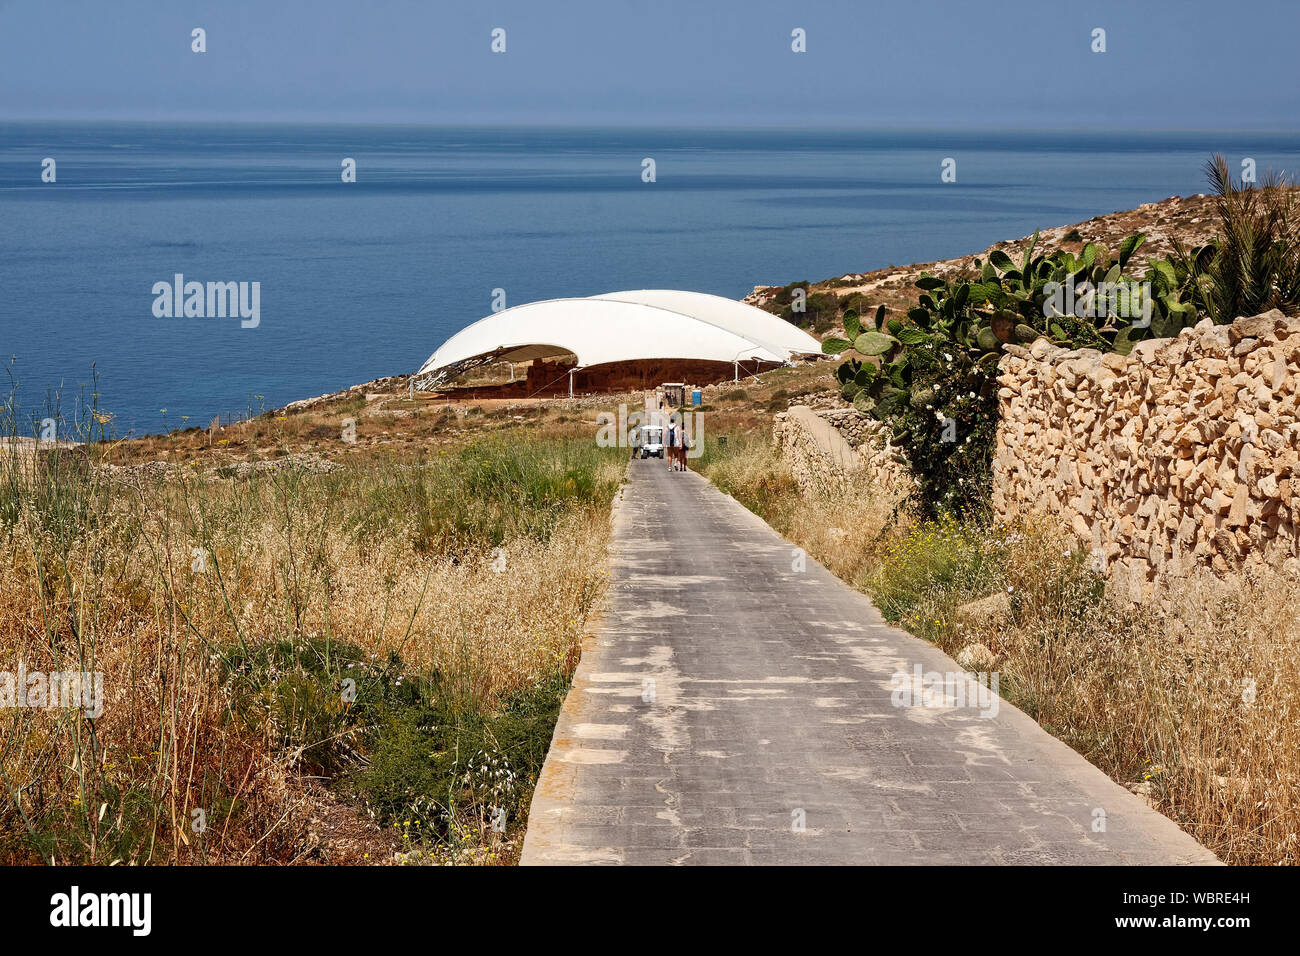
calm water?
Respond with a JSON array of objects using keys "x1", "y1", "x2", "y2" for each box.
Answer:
[{"x1": 3, "y1": 123, "x2": 1299, "y2": 435}]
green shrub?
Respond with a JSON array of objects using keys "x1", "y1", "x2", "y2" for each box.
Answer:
[
  {"x1": 884, "y1": 341, "x2": 999, "y2": 516},
  {"x1": 1175, "y1": 155, "x2": 1300, "y2": 322},
  {"x1": 868, "y1": 518, "x2": 1007, "y2": 636},
  {"x1": 222, "y1": 636, "x2": 400, "y2": 777},
  {"x1": 768, "y1": 281, "x2": 843, "y2": 329},
  {"x1": 350, "y1": 436, "x2": 620, "y2": 554},
  {"x1": 354, "y1": 670, "x2": 567, "y2": 840},
  {"x1": 824, "y1": 221, "x2": 1204, "y2": 515},
  {"x1": 221, "y1": 635, "x2": 570, "y2": 844}
]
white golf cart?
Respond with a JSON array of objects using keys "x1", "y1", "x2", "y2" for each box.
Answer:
[{"x1": 638, "y1": 425, "x2": 665, "y2": 459}]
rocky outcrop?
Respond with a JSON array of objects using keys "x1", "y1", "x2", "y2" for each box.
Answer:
[{"x1": 993, "y1": 310, "x2": 1300, "y2": 600}]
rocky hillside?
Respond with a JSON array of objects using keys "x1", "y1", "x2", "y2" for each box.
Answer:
[{"x1": 746, "y1": 192, "x2": 1228, "y2": 324}]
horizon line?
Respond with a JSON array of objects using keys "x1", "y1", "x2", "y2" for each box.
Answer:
[{"x1": 1, "y1": 118, "x2": 1298, "y2": 136}]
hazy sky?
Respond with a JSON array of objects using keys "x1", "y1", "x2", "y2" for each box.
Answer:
[{"x1": 1, "y1": 0, "x2": 1296, "y2": 128}]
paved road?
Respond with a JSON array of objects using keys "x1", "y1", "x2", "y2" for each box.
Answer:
[{"x1": 521, "y1": 459, "x2": 1216, "y2": 865}]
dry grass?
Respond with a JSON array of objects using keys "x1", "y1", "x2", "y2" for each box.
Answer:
[
  {"x1": 946, "y1": 526, "x2": 1300, "y2": 866},
  {"x1": 0, "y1": 421, "x2": 621, "y2": 864},
  {"x1": 703, "y1": 433, "x2": 1300, "y2": 865},
  {"x1": 701, "y1": 425, "x2": 910, "y2": 583}
]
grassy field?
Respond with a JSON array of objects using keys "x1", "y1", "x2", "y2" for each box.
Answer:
[
  {"x1": 699, "y1": 419, "x2": 1300, "y2": 866},
  {"x1": 1, "y1": 390, "x2": 624, "y2": 865}
]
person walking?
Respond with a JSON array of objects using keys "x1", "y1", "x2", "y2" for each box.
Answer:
[{"x1": 666, "y1": 420, "x2": 679, "y2": 470}]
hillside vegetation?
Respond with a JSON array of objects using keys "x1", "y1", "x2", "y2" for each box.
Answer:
[
  {"x1": 1, "y1": 388, "x2": 622, "y2": 864},
  {"x1": 760, "y1": 159, "x2": 1300, "y2": 516}
]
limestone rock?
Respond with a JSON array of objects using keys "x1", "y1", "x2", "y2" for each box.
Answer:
[
  {"x1": 954, "y1": 591, "x2": 1011, "y2": 629},
  {"x1": 955, "y1": 642, "x2": 1000, "y2": 672}
]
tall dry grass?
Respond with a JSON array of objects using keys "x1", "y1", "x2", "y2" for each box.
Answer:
[
  {"x1": 701, "y1": 428, "x2": 909, "y2": 586},
  {"x1": 1, "y1": 412, "x2": 621, "y2": 864},
  {"x1": 938, "y1": 526, "x2": 1300, "y2": 866},
  {"x1": 703, "y1": 431, "x2": 1300, "y2": 865}
]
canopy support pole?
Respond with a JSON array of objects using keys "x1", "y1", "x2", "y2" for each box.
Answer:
[{"x1": 568, "y1": 368, "x2": 574, "y2": 398}]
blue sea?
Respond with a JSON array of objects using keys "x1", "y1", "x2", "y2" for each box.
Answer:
[{"x1": 3, "y1": 124, "x2": 1300, "y2": 435}]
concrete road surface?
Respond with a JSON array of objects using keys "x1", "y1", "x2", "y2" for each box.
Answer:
[{"x1": 521, "y1": 459, "x2": 1217, "y2": 866}]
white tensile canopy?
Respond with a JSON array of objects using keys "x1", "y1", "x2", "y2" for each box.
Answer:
[
  {"x1": 588, "y1": 290, "x2": 822, "y2": 361},
  {"x1": 415, "y1": 291, "x2": 820, "y2": 387}
]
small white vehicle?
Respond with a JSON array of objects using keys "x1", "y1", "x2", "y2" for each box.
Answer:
[{"x1": 639, "y1": 425, "x2": 665, "y2": 459}]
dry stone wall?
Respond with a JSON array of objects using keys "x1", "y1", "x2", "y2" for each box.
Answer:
[
  {"x1": 773, "y1": 403, "x2": 913, "y2": 496},
  {"x1": 993, "y1": 310, "x2": 1300, "y2": 599}
]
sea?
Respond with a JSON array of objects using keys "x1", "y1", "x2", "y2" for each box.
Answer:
[{"x1": 3, "y1": 123, "x2": 1299, "y2": 435}]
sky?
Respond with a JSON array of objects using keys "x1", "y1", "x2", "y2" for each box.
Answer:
[{"x1": 0, "y1": 0, "x2": 1297, "y2": 128}]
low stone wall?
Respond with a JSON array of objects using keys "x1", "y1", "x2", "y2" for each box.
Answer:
[
  {"x1": 773, "y1": 404, "x2": 913, "y2": 495},
  {"x1": 993, "y1": 310, "x2": 1300, "y2": 599}
]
